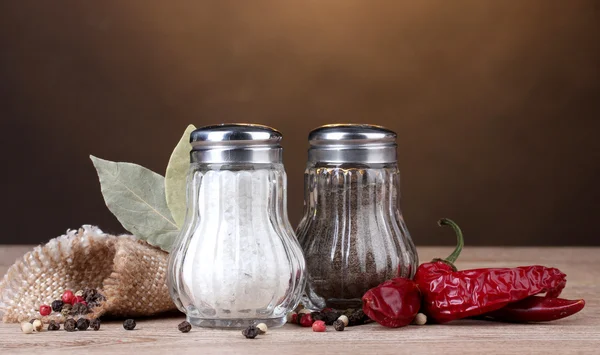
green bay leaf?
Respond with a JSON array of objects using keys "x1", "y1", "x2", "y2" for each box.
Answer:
[
  {"x1": 90, "y1": 155, "x2": 179, "y2": 252},
  {"x1": 165, "y1": 124, "x2": 196, "y2": 227}
]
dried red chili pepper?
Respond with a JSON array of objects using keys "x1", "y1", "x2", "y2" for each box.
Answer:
[
  {"x1": 362, "y1": 278, "x2": 421, "y2": 328},
  {"x1": 414, "y1": 219, "x2": 567, "y2": 324},
  {"x1": 481, "y1": 296, "x2": 585, "y2": 322}
]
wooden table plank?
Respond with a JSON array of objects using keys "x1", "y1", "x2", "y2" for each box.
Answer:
[{"x1": 1, "y1": 245, "x2": 599, "y2": 354}]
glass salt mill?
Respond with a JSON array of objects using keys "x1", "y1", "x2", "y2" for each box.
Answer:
[
  {"x1": 168, "y1": 123, "x2": 306, "y2": 328},
  {"x1": 296, "y1": 124, "x2": 418, "y2": 310}
]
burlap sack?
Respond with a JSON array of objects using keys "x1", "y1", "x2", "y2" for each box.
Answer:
[{"x1": 0, "y1": 225, "x2": 177, "y2": 323}]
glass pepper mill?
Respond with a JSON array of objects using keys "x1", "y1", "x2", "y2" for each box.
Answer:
[
  {"x1": 296, "y1": 124, "x2": 418, "y2": 310},
  {"x1": 167, "y1": 123, "x2": 306, "y2": 328}
]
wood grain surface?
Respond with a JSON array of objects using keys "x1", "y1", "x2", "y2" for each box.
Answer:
[{"x1": 1, "y1": 246, "x2": 598, "y2": 354}]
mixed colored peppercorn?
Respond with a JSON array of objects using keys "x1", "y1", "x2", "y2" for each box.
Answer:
[{"x1": 123, "y1": 319, "x2": 136, "y2": 330}]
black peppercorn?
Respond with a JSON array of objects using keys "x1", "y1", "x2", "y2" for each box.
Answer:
[
  {"x1": 333, "y1": 320, "x2": 345, "y2": 331},
  {"x1": 70, "y1": 302, "x2": 90, "y2": 315},
  {"x1": 61, "y1": 304, "x2": 73, "y2": 317},
  {"x1": 178, "y1": 321, "x2": 192, "y2": 333},
  {"x1": 321, "y1": 310, "x2": 342, "y2": 325},
  {"x1": 242, "y1": 325, "x2": 260, "y2": 339},
  {"x1": 48, "y1": 320, "x2": 61, "y2": 331},
  {"x1": 51, "y1": 300, "x2": 64, "y2": 312},
  {"x1": 90, "y1": 318, "x2": 101, "y2": 331},
  {"x1": 64, "y1": 318, "x2": 76, "y2": 332},
  {"x1": 76, "y1": 318, "x2": 90, "y2": 331},
  {"x1": 348, "y1": 309, "x2": 370, "y2": 326},
  {"x1": 84, "y1": 288, "x2": 106, "y2": 308},
  {"x1": 123, "y1": 319, "x2": 136, "y2": 330},
  {"x1": 311, "y1": 311, "x2": 324, "y2": 322},
  {"x1": 83, "y1": 288, "x2": 97, "y2": 301}
]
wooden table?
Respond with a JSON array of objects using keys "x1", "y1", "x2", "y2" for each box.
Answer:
[{"x1": 1, "y1": 246, "x2": 599, "y2": 354}]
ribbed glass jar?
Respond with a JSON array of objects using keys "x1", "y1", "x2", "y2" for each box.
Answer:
[
  {"x1": 168, "y1": 124, "x2": 306, "y2": 328},
  {"x1": 296, "y1": 124, "x2": 417, "y2": 310}
]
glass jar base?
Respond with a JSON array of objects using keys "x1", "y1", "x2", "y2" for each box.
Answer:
[{"x1": 187, "y1": 316, "x2": 287, "y2": 329}]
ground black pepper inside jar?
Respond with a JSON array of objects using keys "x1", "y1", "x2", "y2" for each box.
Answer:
[{"x1": 297, "y1": 125, "x2": 418, "y2": 309}]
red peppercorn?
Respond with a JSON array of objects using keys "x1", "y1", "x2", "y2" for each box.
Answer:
[
  {"x1": 299, "y1": 313, "x2": 314, "y2": 327},
  {"x1": 74, "y1": 296, "x2": 85, "y2": 304},
  {"x1": 312, "y1": 320, "x2": 326, "y2": 332},
  {"x1": 62, "y1": 290, "x2": 75, "y2": 305},
  {"x1": 39, "y1": 304, "x2": 51, "y2": 316},
  {"x1": 291, "y1": 313, "x2": 299, "y2": 324}
]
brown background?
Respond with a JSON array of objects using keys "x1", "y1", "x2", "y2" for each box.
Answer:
[{"x1": 1, "y1": 1, "x2": 598, "y2": 246}]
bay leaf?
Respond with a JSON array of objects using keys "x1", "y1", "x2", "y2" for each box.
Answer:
[
  {"x1": 165, "y1": 124, "x2": 196, "y2": 227},
  {"x1": 90, "y1": 155, "x2": 179, "y2": 252}
]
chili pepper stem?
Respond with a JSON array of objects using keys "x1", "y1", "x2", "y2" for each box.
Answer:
[{"x1": 438, "y1": 218, "x2": 464, "y2": 264}]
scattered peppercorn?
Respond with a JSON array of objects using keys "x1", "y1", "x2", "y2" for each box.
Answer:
[
  {"x1": 21, "y1": 322, "x2": 34, "y2": 334},
  {"x1": 286, "y1": 312, "x2": 297, "y2": 323},
  {"x1": 51, "y1": 300, "x2": 64, "y2": 312},
  {"x1": 75, "y1": 290, "x2": 84, "y2": 297},
  {"x1": 413, "y1": 313, "x2": 427, "y2": 325},
  {"x1": 32, "y1": 319, "x2": 43, "y2": 332},
  {"x1": 62, "y1": 290, "x2": 75, "y2": 305},
  {"x1": 70, "y1": 302, "x2": 89, "y2": 315},
  {"x1": 311, "y1": 311, "x2": 325, "y2": 322},
  {"x1": 74, "y1": 296, "x2": 86, "y2": 305},
  {"x1": 321, "y1": 310, "x2": 342, "y2": 325},
  {"x1": 312, "y1": 320, "x2": 326, "y2": 332},
  {"x1": 48, "y1": 320, "x2": 60, "y2": 331},
  {"x1": 256, "y1": 323, "x2": 268, "y2": 334},
  {"x1": 337, "y1": 315, "x2": 349, "y2": 327},
  {"x1": 76, "y1": 318, "x2": 90, "y2": 331},
  {"x1": 290, "y1": 313, "x2": 299, "y2": 324},
  {"x1": 39, "y1": 304, "x2": 52, "y2": 316},
  {"x1": 348, "y1": 309, "x2": 370, "y2": 326},
  {"x1": 84, "y1": 288, "x2": 106, "y2": 308},
  {"x1": 299, "y1": 313, "x2": 315, "y2": 327},
  {"x1": 64, "y1": 318, "x2": 76, "y2": 332},
  {"x1": 83, "y1": 288, "x2": 97, "y2": 300},
  {"x1": 123, "y1": 319, "x2": 136, "y2": 330},
  {"x1": 90, "y1": 318, "x2": 101, "y2": 331},
  {"x1": 178, "y1": 321, "x2": 192, "y2": 333},
  {"x1": 242, "y1": 325, "x2": 259, "y2": 339},
  {"x1": 333, "y1": 320, "x2": 345, "y2": 331},
  {"x1": 61, "y1": 304, "x2": 73, "y2": 317}
]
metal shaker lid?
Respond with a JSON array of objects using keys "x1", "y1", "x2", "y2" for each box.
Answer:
[
  {"x1": 308, "y1": 124, "x2": 397, "y2": 164},
  {"x1": 190, "y1": 123, "x2": 283, "y2": 163}
]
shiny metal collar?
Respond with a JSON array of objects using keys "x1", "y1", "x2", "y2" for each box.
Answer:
[
  {"x1": 308, "y1": 124, "x2": 397, "y2": 164},
  {"x1": 190, "y1": 123, "x2": 283, "y2": 164}
]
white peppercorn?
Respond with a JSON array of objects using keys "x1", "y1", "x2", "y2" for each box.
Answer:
[
  {"x1": 32, "y1": 319, "x2": 43, "y2": 332},
  {"x1": 21, "y1": 322, "x2": 34, "y2": 334},
  {"x1": 337, "y1": 315, "x2": 349, "y2": 327},
  {"x1": 256, "y1": 323, "x2": 268, "y2": 334},
  {"x1": 413, "y1": 313, "x2": 427, "y2": 325}
]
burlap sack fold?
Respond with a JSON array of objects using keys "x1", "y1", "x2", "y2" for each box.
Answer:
[{"x1": 0, "y1": 225, "x2": 177, "y2": 323}]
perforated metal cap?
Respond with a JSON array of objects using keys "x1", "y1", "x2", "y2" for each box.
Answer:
[
  {"x1": 190, "y1": 123, "x2": 283, "y2": 163},
  {"x1": 308, "y1": 124, "x2": 397, "y2": 164}
]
